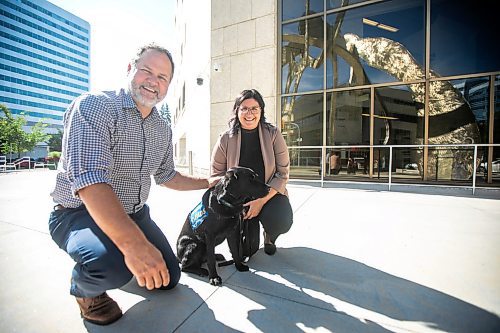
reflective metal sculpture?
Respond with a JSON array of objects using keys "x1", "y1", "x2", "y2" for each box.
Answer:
[{"x1": 344, "y1": 33, "x2": 480, "y2": 180}]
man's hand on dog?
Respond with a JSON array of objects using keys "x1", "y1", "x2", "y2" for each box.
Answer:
[
  {"x1": 243, "y1": 198, "x2": 265, "y2": 219},
  {"x1": 123, "y1": 241, "x2": 170, "y2": 290},
  {"x1": 208, "y1": 176, "x2": 222, "y2": 188}
]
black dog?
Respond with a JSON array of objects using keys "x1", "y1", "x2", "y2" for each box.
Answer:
[{"x1": 176, "y1": 167, "x2": 269, "y2": 285}]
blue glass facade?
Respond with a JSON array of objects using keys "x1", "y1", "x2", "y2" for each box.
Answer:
[{"x1": 0, "y1": 0, "x2": 90, "y2": 132}]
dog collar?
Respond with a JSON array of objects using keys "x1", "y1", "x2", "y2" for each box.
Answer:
[{"x1": 218, "y1": 198, "x2": 237, "y2": 209}]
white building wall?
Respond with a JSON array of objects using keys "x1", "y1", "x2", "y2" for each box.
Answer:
[
  {"x1": 169, "y1": 0, "x2": 212, "y2": 176},
  {"x1": 210, "y1": 0, "x2": 278, "y2": 152},
  {"x1": 171, "y1": 0, "x2": 278, "y2": 175}
]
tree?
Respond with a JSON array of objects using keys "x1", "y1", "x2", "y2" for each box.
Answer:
[
  {"x1": 0, "y1": 104, "x2": 51, "y2": 158},
  {"x1": 47, "y1": 128, "x2": 63, "y2": 152},
  {"x1": 158, "y1": 103, "x2": 171, "y2": 125}
]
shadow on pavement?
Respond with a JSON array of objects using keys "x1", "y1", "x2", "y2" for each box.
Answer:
[
  {"x1": 82, "y1": 281, "x2": 242, "y2": 333},
  {"x1": 225, "y1": 247, "x2": 500, "y2": 333}
]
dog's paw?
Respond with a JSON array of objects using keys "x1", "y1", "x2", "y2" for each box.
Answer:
[
  {"x1": 209, "y1": 276, "x2": 222, "y2": 286},
  {"x1": 235, "y1": 263, "x2": 249, "y2": 272}
]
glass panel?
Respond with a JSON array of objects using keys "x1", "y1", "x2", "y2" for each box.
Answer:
[
  {"x1": 477, "y1": 147, "x2": 500, "y2": 186},
  {"x1": 495, "y1": 75, "x2": 500, "y2": 143},
  {"x1": 282, "y1": 0, "x2": 324, "y2": 21},
  {"x1": 372, "y1": 146, "x2": 390, "y2": 180},
  {"x1": 476, "y1": 77, "x2": 500, "y2": 186},
  {"x1": 282, "y1": 94, "x2": 323, "y2": 147},
  {"x1": 327, "y1": 0, "x2": 367, "y2": 10},
  {"x1": 391, "y1": 147, "x2": 423, "y2": 183},
  {"x1": 426, "y1": 146, "x2": 474, "y2": 184},
  {"x1": 374, "y1": 84, "x2": 424, "y2": 145},
  {"x1": 326, "y1": 89, "x2": 370, "y2": 145},
  {"x1": 325, "y1": 147, "x2": 370, "y2": 179},
  {"x1": 430, "y1": 0, "x2": 500, "y2": 77},
  {"x1": 326, "y1": 0, "x2": 425, "y2": 88},
  {"x1": 289, "y1": 148, "x2": 322, "y2": 180},
  {"x1": 427, "y1": 77, "x2": 489, "y2": 181},
  {"x1": 491, "y1": 147, "x2": 500, "y2": 185},
  {"x1": 428, "y1": 77, "x2": 488, "y2": 145},
  {"x1": 282, "y1": 18, "x2": 324, "y2": 93}
]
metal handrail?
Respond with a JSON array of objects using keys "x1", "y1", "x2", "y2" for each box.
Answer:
[
  {"x1": 288, "y1": 143, "x2": 500, "y2": 195},
  {"x1": 11, "y1": 156, "x2": 34, "y2": 170}
]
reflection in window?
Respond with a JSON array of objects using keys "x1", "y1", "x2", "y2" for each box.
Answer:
[
  {"x1": 288, "y1": 148, "x2": 322, "y2": 180},
  {"x1": 326, "y1": 0, "x2": 425, "y2": 88},
  {"x1": 430, "y1": 0, "x2": 500, "y2": 77},
  {"x1": 480, "y1": 75, "x2": 500, "y2": 185},
  {"x1": 282, "y1": 94, "x2": 323, "y2": 147},
  {"x1": 373, "y1": 85, "x2": 424, "y2": 176},
  {"x1": 374, "y1": 85, "x2": 424, "y2": 146},
  {"x1": 325, "y1": 147, "x2": 370, "y2": 179},
  {"x1": 426, "y1": 147, "x2": 475, "y2": 183},
  {"x1": 282, "y1": 18, "x2": 324, "y2": 94},
  {"x1": 495, "y1": 75, "x2": 500, "y2": 144},
  {"x1": 428, "y1": 78, "x2": 484, "y2": 145},
  {"x1": 282, "y1": 0, "x2": 324, "y2": 21},
  {"x1": 426, "y1": 78, "x2": 486, "y2": 181},
  {"x1": 326, "y1": 89, "x2": 369, "y2": 145},
  {"x1": 327, "y1": 0, "x2": 367, "y2": 10}
]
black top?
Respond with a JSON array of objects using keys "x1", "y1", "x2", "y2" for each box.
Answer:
[{"x1": 239, "y1": 128, "x2": 265, "y2": 183}]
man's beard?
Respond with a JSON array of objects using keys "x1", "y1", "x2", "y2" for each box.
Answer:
[{"x1": 129, "y1": 81, "x2": 160, "y2": 109}]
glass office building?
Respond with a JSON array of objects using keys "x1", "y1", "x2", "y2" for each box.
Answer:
[
  {"x1": 279, "y1": 0, "x2": 500, "y2": 187},
  {"x1": 0, "y1": 0, "x2": 90, "y2": 134}
]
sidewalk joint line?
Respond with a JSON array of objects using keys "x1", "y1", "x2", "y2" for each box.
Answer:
[
  {"x1": 0, "y1": 220, "x2": 49, "y2": 235},
  {"x1": 292, "y1": 190, "x2": 318, "y2": 214},
  {"x1": 172, "y1": 275, "x2": 231, "y2": 332}
]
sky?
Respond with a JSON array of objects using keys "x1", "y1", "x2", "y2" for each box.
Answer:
[{"x1": 47, "y1": 0, "x2": 176, "y2": 91}]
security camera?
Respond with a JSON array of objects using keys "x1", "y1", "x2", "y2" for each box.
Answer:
[
  {"x1": 213, "y1": 63, "x2": 221, "y2": 72},
  {"x1": 196, "y1": 77, "x2": 204, "y2": 85}
]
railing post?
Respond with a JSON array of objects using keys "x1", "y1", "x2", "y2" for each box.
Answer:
[
  {"x1": 188, "y1": 151, "x2": 193, "y2": 176},
  {"x1": 388, "y1": 146, "x2": 393, "y2": 191},
  {"x1": 321, "y1": 146, "x2": 325, "y2": 188},
  {"x1": 472, "y1": 145, "x2": 477, "y2": 195}
]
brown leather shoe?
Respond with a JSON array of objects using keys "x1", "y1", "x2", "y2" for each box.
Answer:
[{"x1": 75, "y1": 292, "x2": 122, "y2": 325}]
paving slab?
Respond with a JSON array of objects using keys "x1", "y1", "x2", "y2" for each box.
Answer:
[{"x1": 0, "y1": 170, "x2": 499, "y2": 333}]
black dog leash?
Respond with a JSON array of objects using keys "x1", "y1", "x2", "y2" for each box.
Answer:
[{"x1": 238, "y1": 212, "x2": 245, "y2": 261}]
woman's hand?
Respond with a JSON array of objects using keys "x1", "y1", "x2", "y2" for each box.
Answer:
[
  {"x1": 243, "y1": 198, "x2": 265, "y2": 219},
  {"x1": 243, "y1": 187, "x2": 278, "y2": 219}
]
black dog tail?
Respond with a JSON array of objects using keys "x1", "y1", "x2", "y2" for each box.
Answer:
[{"x1": 218, "y1": 260, "x2": 234, "y2": 267}]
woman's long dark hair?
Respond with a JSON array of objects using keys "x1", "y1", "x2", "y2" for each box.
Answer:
[{"x1": 228, "y1": 89, "x2": 271, "y2": 134}]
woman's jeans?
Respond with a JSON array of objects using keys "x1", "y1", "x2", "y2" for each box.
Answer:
[{"x1": 48, "y1": 204, "x2": 180, "y2": 298}]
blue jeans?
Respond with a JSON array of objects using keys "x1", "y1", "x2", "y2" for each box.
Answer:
[{"x1": 48, "y1": 204, "x2": 180, "y2": 297}]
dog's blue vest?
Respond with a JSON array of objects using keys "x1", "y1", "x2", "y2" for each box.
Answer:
[{"x1": 189, "y1": 201, "x2": 208, "y2": 230}]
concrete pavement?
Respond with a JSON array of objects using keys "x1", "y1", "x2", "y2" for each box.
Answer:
[{"x1": 0, "y1": 170, "x2": 499, "y2": 332}]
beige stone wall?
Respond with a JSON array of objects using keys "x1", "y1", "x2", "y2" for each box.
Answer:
[{"x1": 210, "y1": 0, "x2": 278, "y2": 152}]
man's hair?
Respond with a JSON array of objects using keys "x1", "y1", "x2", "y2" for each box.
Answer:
[{"x1": 131, "y1": 43, "x2": 175, "y2": 80}]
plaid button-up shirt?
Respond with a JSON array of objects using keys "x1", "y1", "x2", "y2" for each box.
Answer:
[{"x1": 51, "y1": 88, "x2": 176, "y2": 214}]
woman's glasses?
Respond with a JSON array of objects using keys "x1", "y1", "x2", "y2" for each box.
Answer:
[{"x1": 239, "y1": 106, "x2": 261, "y2": 114}]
